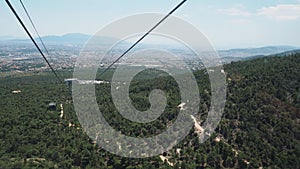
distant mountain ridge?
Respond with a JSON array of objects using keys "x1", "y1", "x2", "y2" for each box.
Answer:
[
  {"x1": 1, "y1": 33, "x2": 299, "y2": 62},
  {"x1": 0, "y1": 33, "x2": 121, "y2": 45},
  {"x1": 218, "y1": 46, "x2": 299, "y2": 58},
  {"x1": 41, "y1": 33, "x2": 91, "y2": 43}
]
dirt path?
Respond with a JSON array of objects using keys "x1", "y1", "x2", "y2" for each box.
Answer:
[
  {"x1": 190, "y1": 115, "x2": 204, "y2": 134},
  {"x1": 159, "y1": 155, "x2": 174, "y2": 166},
  {"x1": 60, "y1": 104, "x2": 64, "y2": 118}
]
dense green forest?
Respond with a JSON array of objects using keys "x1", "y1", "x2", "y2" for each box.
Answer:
[{"x1": 0, "y1": 53, "x2": 299, "y2": 168}]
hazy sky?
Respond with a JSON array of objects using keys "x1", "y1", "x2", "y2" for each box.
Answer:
[{"x1": 1, "y1": 0, "x2": 300, "y2": 49}]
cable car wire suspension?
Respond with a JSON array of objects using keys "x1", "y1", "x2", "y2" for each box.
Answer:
[
  {"x1": 99, "y1": 0, "x2": 187, "y2": 77},
  {"x1": 5, "y1": 0, "x2": 62, "y2": 83},
  {"x1": 19, "y1": 0, "x2": 50, "y2": 56}
]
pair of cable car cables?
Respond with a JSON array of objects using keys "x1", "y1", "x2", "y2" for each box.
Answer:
[{"x1": 5, "y1": 0, "x2": 187, "y2": 84}]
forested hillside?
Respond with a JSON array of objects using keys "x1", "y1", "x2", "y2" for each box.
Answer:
[{"x1": 0, "y1": 53, "x2": 299, "y2": 168}]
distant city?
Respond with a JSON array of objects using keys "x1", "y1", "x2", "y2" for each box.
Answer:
[{"x1": 0, "y1": 33, "x2": 299, "y2": 73}]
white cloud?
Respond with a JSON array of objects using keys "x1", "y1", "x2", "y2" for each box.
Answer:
[
  {"x1": 258, "y1": 4, "x2": 300, "y2": 21},
  {"x1": 219, "y1": 4, "x2": 300, "y2": 21}
]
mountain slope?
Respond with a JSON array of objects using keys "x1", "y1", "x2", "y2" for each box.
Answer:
[
  {"x1": 0, "y1": 52, "x2": 299, "y2": 168},
  {"x1": 218, "y1": 46, "x2": 299, "y2": 58}
]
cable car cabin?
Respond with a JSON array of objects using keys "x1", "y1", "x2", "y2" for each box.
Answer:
[
  {"x1": 48, "y1": 102, "x2": 57, "y2": 111},
  {"x1": 64, "y1": 78, "x2": 78, "y2": 88}
]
